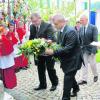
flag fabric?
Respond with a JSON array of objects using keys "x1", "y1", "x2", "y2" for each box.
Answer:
[{"x1": 89, "y1": 11, "x2": 96, "y2": 25}]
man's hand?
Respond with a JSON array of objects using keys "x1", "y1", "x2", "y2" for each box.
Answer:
[
  {"x1": 45, "y1": 48, "x2": 54, "y2": 55},
  {"x1": 90, "y1": 41, "x2": 100, "y2": 49},
  {"x1": 91, "y1": 41, "x2": 100, "y2": 46},
  {"x1": 46, "y1": 39, "x2": 53, "y2": 45},
  {"x1": 41, "y1": 38, "x2": 46, "y2": 41}
]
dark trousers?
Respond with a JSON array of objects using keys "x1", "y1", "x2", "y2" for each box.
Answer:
[
  {"x1": 62, "y1": 70, "x2": 78, "y2": 100},
  {"x1": 37, "y1": 56, "x2": 58, "y2": 87}
]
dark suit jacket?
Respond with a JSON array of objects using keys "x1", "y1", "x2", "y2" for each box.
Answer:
[
  {"x1": 79, "y1": 24, "x2": 98, "y2": 54},
  {"x1": 29, "y1": 21, "x2": 55, "y2": 41},
  {"x1": 54, "y1": 25, "x2": 82, "y2": 74},
  {"x1": 29, "y1": 21, "x2": 55, "y2": 65}
]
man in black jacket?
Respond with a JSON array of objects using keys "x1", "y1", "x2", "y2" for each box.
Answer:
[
  {"x1": 29, "y1": 13, "x2": 58, "y2": 91},
  {"x1": 45, "y1": 14, "x2": 82, "y2": 100}
]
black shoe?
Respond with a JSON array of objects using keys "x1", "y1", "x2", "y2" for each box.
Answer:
[
  {"x1": 73, "y1": 87, "x2": 80, "y2": 93},
  {"x1": 62, "y1": 97, "x2": 70, "y2": 100},
  {"x1": 34, "y1": 86, "x2": 47, "y2": 91},
  {"x1": 70, "y1": 92, "x2": 77, "y2": 97},
  {"x1": 78, "y1": 80, "x2": 87, "y2": 85},
  {"x1": 15, "y1": 69, "x2": 20, "y2": 73},
  {"x1": 50, "y1": 85, "x2": 57, "y2": 91},
  {"x1": 21, "y1": 67, "x2": 28, "y2": 70},
  {"x1": 71, "y1": 88, "x2": 80, "y2": 97},
  {"x1": 94, "y1": 76, "x2": 98, "y2": 82}
]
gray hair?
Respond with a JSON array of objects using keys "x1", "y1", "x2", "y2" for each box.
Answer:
[
  {"x1": 31, "y1": 13, "x2": 41, "y2": 19},
  {"x1": 80, "y1": 15, "x2": 88, "y2": 20}
]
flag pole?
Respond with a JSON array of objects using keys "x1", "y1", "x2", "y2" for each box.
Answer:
[
  {"x1": 89, "y1": 0, "x2": 91, "y2": 21},
  {"x1": 8, "y1": 0, "x2": 11, "y2": 19}
]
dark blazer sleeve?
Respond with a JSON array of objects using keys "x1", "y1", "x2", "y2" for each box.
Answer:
[
  {"x1": 54, "y1": 30, "x2": 77, "y2": 57},
  {"x1": 90, "y1": 25, "x2": 98, "y2": 53},
  {"x1": 92, "y1": 25, "x2": 98, "y2": 42},
  {"x1": 45, "y1": 24, "x2": 56, "y2": 41},
  {"x1": 29, "y1": 25, "x2": 36, "y2": 40}
]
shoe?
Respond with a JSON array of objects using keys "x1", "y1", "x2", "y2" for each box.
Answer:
[
  {"x1": 71, "y1": 88, "x2": 80, "y2": 97},
  {"x1": 50, "y1": 85, "x2": 57, "y2": 91},
  {"x1": 15, "y1": 69, "x2": 20, "y2": 73},
  {"x1": 62, "y1": 97, "x2": 70, "y2": 100},
  {"x1": 73, "y1": 87, "x2": 80, "y2": 93},
  {"x1": 94, "y1": 76, "x2": 98, "y2": 82},
  {"x1": 70, "y1": 92, "x2": 77, "y2": 97},
  {"x1": 21, "y1": 67, "x2": 28, "y2": 70},
  {"x1": 78, "y1": 80, "x2": 87, "y2": 85},
  {"x1": 34, "y1": 86, "x2": 47, "y2": 91}
]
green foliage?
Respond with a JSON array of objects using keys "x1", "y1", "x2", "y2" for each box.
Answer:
[
  {"x1": 96, "y1": 34, "x2": 100, "y2": 62},
  {"x1": 98, "y1": 34, "x2": 100, "y2": 41},
  {"x1": 19, "y1": 0, "x2": 82, "y2": 26},
  {"x1": 19, "y1": 39, "x2": 61, "y2": 58},
  {"x1": 96, "y1": 50, "x2": 100, "y2": 62},
  {"x1": 49, "y1": 42, "x2": 61, "y2": 51}
]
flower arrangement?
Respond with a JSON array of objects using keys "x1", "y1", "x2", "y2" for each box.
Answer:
[
  {"x1": 18, "y1": 39, "x2": 48, "y2": 57},
  {"x1": 18, "y1": 39, "x2": 62, "y2": 66},
  {"x1": 18, "y1": 38, "x2": 61, "y2": 58},
  {"x1": 49, "y1": 42, "x2": 62, "y2": 51}
]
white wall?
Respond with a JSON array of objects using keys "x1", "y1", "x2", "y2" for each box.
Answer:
[{"x1": 96, "y1": 11, "x2": 100, "y2": 33}]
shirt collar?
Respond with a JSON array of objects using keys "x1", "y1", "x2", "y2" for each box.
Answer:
[
  {"x1": 60, "y1": 25, "x2": 66, "y2": 33},
  {"x1": 83, "y1": 23, "x2": 88, "y2": 28},
  {"x1": 86, "y1": 23, "x2": 88, "y2": 29}
]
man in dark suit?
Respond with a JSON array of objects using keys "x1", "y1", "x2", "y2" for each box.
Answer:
[
  {"x1": 75, "y1": 21, "x2": 81, "y2": 32},
  {"x1": 45, "y1": 14, "x2": 82, "y2": 100},
  {"x1": 78, "y1": 15, "x2": 98, "y2": 85},
  {"x1": 29, "y1": 13, "x2": 58, "y2": 91}
]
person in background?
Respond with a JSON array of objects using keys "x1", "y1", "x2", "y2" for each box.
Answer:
[
  {"x1": 0, "y1": 25, "x2": 17, "y2": 89},
  {"x1": 16, "y1": 21, "x2": 26, "y2": 44},
  {"x1": 78, "y1": 15, "x2": 98, "y2": 85},
  {"x1": 6, "y1": 21, "x2": 18, "y2": 47},
  {"x1": 29, "y1": 12, "x2": 58, "y2": 91},
  {"x1": 14, "y1": 21, "x2": 28, "y2": 71},
  {"x1": 75, "y1": 21, "x2": 81, "y2": 32}
]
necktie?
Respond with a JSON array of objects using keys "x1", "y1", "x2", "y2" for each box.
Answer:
[
  {"x1": 36, "y1": 26, "x2": 39, "y2": 33},
  {"x1": 81, "y1": 26, "x2": 86, "y2": 45},
  {"x1": 83, "y1": 26, "x2": 86, "y2": 35},
  {"x1": 58, "y1": 31, "x2": 62, "y2": 44},
  {"x1": 35, "y1": 26, "x2": 39, "y2": 38},
  {"x1": 60, "y1": 31, "x2": 62, "y2": 38}
]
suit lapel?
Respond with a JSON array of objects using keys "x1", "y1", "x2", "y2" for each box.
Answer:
[
  {"x1": 57, "y1": 31, "x2": 61, "y2": 43},
  {"x1": 85, "y1": 24, "x2": 90, "y2": 35},
  {"x1": 57, "y1": 25, "x2": 68, "y2": 44},
  {"x1": 62, "y1": 25, "x2": 68, "y2": 40},
  {"x1": 38, "y1": 21, "x2": 45, "y2": 34}
]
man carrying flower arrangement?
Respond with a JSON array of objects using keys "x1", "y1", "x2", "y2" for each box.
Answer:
[
  {"x1": 45, "y1": 14, "x2": 83, "y2": 100},
  {"x1": 29, "y1": 13, "x2": 58, "y2": 91}
]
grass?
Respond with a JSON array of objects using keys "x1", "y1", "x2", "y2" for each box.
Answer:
[
  {"x1": 96, "y1": 34, "x2": 100, "y2": 62},
  {"x1": 98, "y1": 34, "x2": 100, "y2": 40},
  {"x1": 96, "y1": 50, "x2": 100, "y2": 62}
]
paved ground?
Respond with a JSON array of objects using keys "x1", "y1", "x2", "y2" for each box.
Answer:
[{"x1": 5, "y1": 56, "x2": 100, "y2": 100}]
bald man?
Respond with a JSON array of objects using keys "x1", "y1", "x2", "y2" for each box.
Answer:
[
  {"x1": 45, "y1": 14, "x2": 83, "y2": 100},
  {"x1": 78, "y1": 15, "x2": 98, "y2": 85}
]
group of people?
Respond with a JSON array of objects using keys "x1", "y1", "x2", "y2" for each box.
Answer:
[
  {"x1": 29, "y1": 13, "x2": 99, "y2": 100},
  {"x1": 0, "y1": 12, "x2": 99, "y2": 100},
  {"x1": 0, "y1": 16, "x2": 29, "y2": 89}
]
